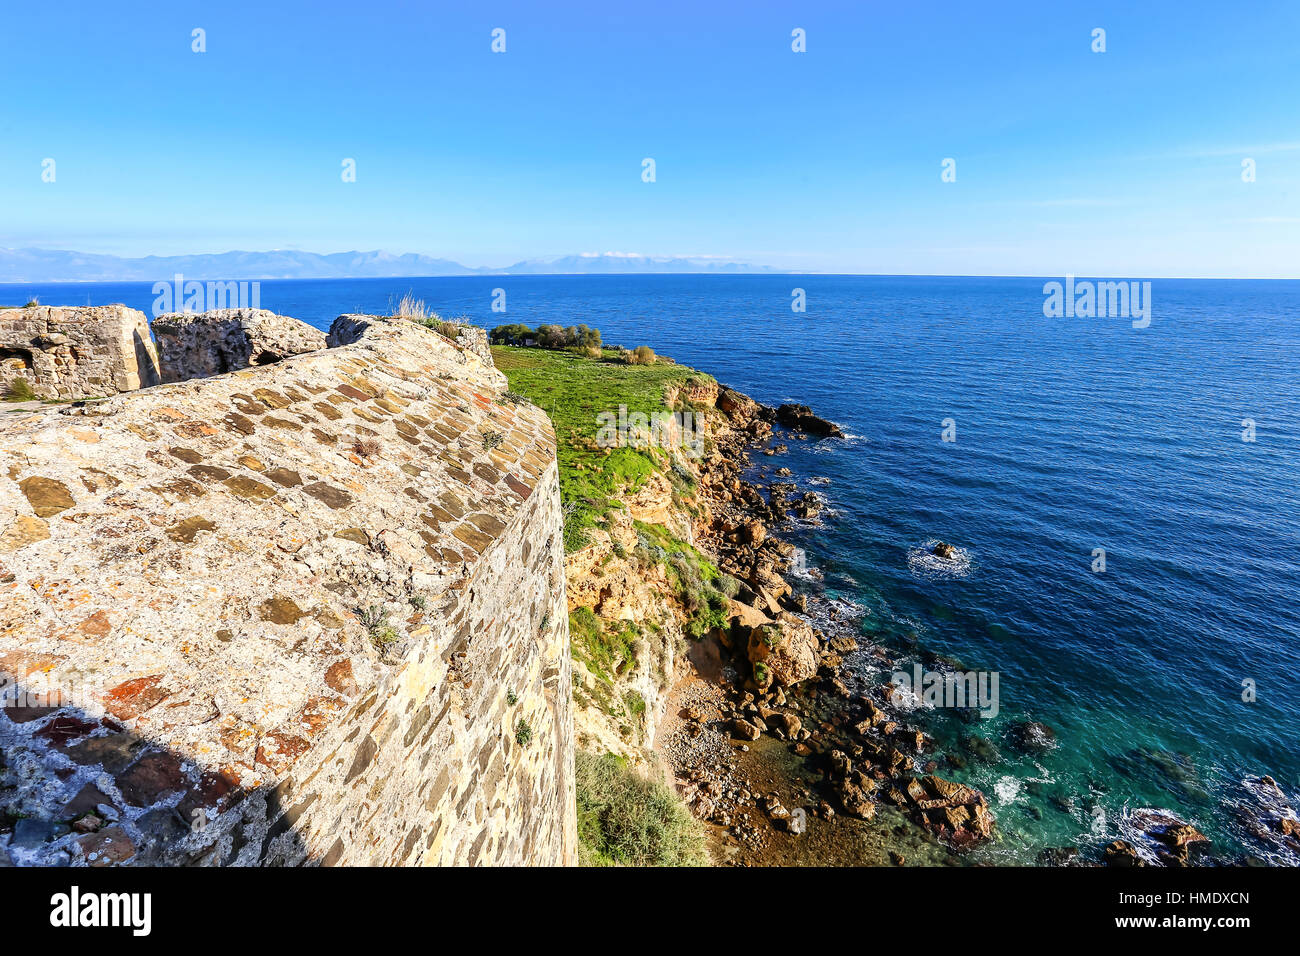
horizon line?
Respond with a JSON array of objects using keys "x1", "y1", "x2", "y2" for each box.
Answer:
[{"x1": 4, "y1": 272, "x2": 1300, "y2": 284}]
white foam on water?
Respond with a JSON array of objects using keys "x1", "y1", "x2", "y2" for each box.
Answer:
[
  {"x1": 907, "y1": 538, "x2": 974, "y2": 580},
  {"x1": 994, "y1": 775, "x2": 1023, "y2": 805}
]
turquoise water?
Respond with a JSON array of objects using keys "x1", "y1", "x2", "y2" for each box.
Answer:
[{"x1": 8, "y1": 274, "x2": 1298, "y2": 863}]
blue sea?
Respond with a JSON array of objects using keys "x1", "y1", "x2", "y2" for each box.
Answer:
[{"x1": 7, "y1": 274, "x2": 1299, "y2": 864}]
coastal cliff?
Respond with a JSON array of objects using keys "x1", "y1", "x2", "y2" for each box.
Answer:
[{"x1": 491, "y1": 343, "x2": 997, "y2": 865}]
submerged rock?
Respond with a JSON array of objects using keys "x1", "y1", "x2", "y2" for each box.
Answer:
[{"x1": 1007, "y1": 720, "x2": 1057, "y2": 754}]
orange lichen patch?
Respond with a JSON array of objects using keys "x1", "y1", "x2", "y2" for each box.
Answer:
[
  {"x1": 324, "y1": 658, "x2": 359, "y2": 696},
  {"x1": 296, "y1": 695, "x2": 345, "y2": 737},
  {"x1": 151, "y1": 407, "x2": 189, "y2": 422},
  {"x1": 103, "y1": 674, "x2": 171, "y2": 720},
  {"x1": 255, "y1": 731, "x2": 311, "y2": 773},
  {"x1": 76, "y1": 610, "x2": 111, "y2": 641},
  {"x1": 0, "y1": 649, "x2": 68, "y2": 679}
]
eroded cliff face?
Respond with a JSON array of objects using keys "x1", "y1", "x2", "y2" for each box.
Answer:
[
  {"x1": 560, "y1": 378, "x2": 777, "y2": 762},
  {"x1": 0, "y1": 315, "x2": 575, "y2": 866}
]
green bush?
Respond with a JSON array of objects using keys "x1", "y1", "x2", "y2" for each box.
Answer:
[
  {"x1": 575, "y1": 751, "x2": 708, "y2": 866},
  {"x1": 627, "y1": 345, "x2": 656, "y2": 365}
]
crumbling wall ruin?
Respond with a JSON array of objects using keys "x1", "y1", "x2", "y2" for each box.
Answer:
[
  {"x1": 0, "y1": 305, "x2": 159, "y2": 400},
  {"x1": 152, "y1": 308, "x2": 327, "y2": 383}
]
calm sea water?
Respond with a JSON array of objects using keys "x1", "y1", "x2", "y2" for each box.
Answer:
[{"x1": 7, "y1": 274, "x2": 1299, "y2": 864}]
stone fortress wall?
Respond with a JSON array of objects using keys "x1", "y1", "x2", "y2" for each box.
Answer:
[{"x1": 0, "y1": 307, "x2": 576, "y2": 866}]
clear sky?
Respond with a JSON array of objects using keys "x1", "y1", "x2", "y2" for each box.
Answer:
[{"x1": 2, "y1": 0, "x2": 1298, "y2": 277}]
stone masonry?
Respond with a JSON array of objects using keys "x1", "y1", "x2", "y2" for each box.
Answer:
[
  {"x1": 0, "y1": 305, "x2": 160, "y2": 400},
  {"x1": 152, "y1": 308, "x2": 328, "y2": 384},
  {"x1": 0, "y1": 314, "x2": 576, "y2": 866}
]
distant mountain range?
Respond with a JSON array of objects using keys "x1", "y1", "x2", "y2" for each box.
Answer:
[{"x1": 0, "y1": 248, "x2": 785, "y2": 282}]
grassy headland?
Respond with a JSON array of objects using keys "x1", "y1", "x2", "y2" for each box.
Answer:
[{"x1": 491, "y1": 344, "x2": 716, "y2": 551}]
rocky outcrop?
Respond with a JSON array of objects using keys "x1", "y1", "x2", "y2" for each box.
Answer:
[
  {"x1": 0, "y1": 314, "x2": 575, "y2": 867},
  {"x1": 775, "y1": 403, "x2": 843, "y2": 438},
  {"x1": 0, "y1": 305, "x2": 159, "y2": 399},
  {"x1": 152, "y1": 308, "x2": 327, "y2": 383}
]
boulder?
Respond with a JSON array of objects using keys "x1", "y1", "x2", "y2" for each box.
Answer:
[
  {"x1": 839, "y1": 782, "x2": 876, "y2": 819},
  {"x1": 746, "y1": 615, "x2": 819, "y2": 688},
  {"x1": 932, "y1": 541, "x2": 956, "y2": 559},
  {"x1": 1104, "y1": 840, "x2": 1144, "y2": 867},
  {"x1": 716, "y1": 386, "x2": 761, "y2": 423}
]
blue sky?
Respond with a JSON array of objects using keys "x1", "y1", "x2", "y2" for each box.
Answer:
[{"x1": 2, "y1": 0, "x2": 1298, "y2": 276}]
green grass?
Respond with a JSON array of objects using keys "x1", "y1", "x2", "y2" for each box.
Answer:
[
  {"x1": 633, "y1": 521, "x2": 733, "y2": 639},
  {"x1": 2, "y1": 378, "x2": 38, "y2": 403},
  {"x1": 492, "y1": 345, "x2": 715, "y2": 551},
  {"x1": 569, "y1": 607, "x2": 640, "y2": 686},
  {"x1": 575, "y1": 751, "x2": 708, "y2": 866}
]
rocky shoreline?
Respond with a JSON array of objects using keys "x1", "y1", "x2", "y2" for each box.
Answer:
[
  {"x1": 655, "y1": 382, "x2": 1300, "y2": 868},
  {"x1": 659, "y1": 385, "x2": 996, "y2": 865}
]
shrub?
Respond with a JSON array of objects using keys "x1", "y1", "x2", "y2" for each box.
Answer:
[
  {"x1": 23, "y1": 297, "x2": 39, "y2": 308},
  {"x1": 627, "y1": 345, "x2": 656, "y2": 365},
  {"x1": 490, "y1": 323, "x2": 534, "y2": 345},
  {"x1": 359, "y1": 605, "x2": 398, "y2": 647},
  {"x1": 515, "y1": 718, "x2": 533, "y2": 747},
  {"x1": 575, "y1": 751, "x2": 708, "y2": 866}
]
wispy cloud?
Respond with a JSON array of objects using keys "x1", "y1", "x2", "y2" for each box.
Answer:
[
  {"x1": 1176, "y1": 142, "x2": 1300, "y2": 158},
  {"x1": 1026, "y1": 198, "x2": 1124, "y2": 208}
]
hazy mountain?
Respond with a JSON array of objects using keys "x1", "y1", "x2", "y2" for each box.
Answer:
[
  {"x1": 498, "y1": 254, "x2": 782, "y2": 274},
  {"x1": 0, "y1": 248, "x2": 479, "y2": 282},
  {"x1": 0, "y1": 248, "x2": 783, "y2": 282}
]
